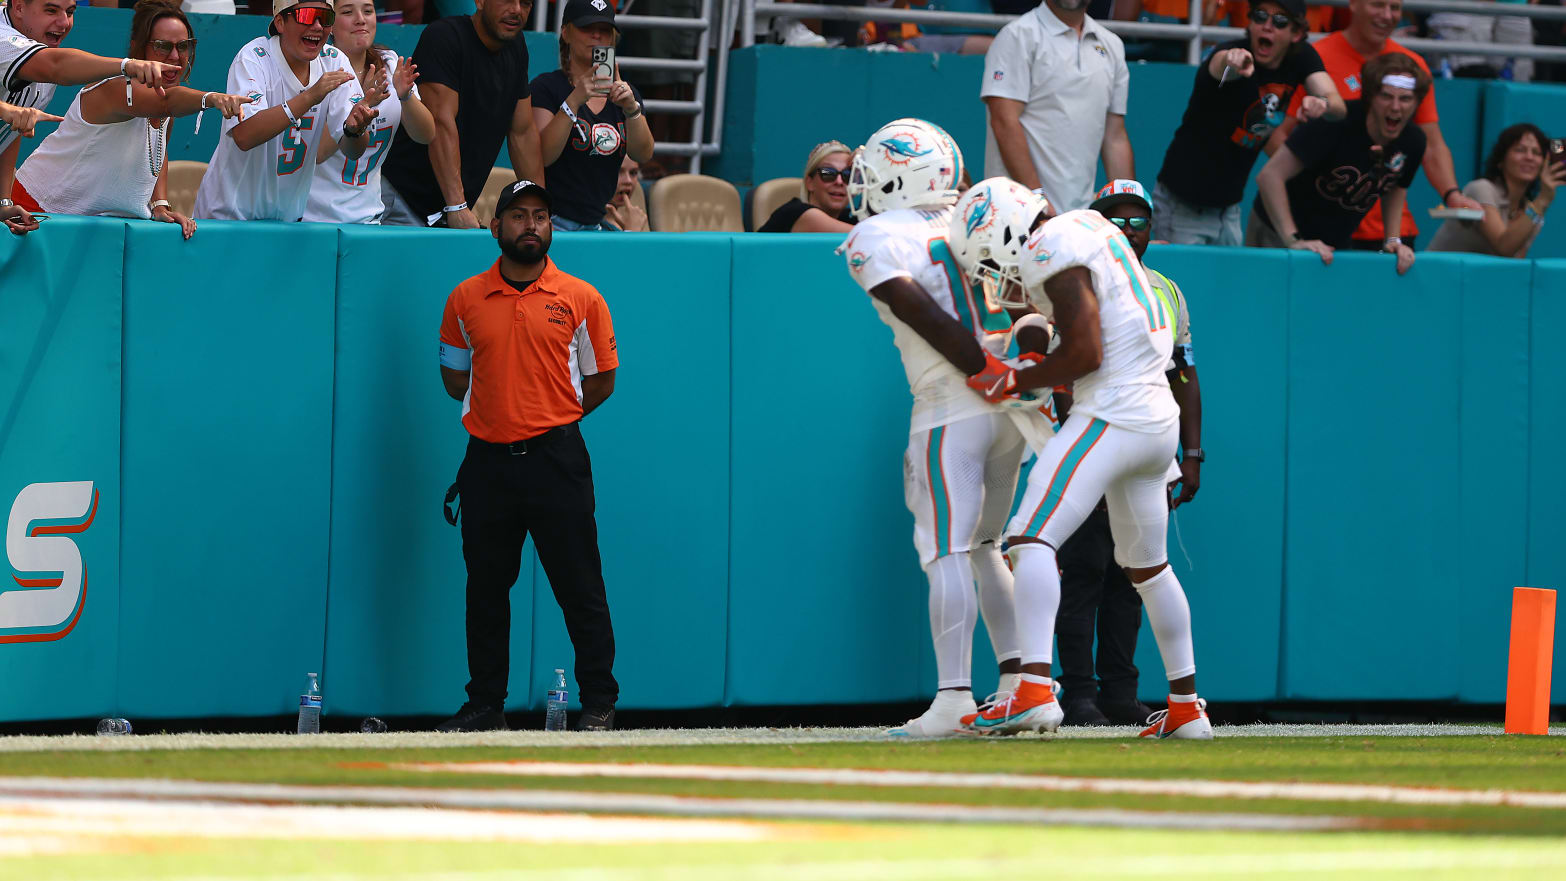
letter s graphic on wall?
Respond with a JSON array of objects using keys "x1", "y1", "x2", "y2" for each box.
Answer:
[{"x1": 1, "y1": 481, "x2": 97, "y2": 643}]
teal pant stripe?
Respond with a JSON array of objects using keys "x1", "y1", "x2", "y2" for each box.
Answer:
[
  {"x1": 1024, "y1": 418, "x2": 1108, "y2": 536},
  {"x1": 928, "y1": 426, "x2": 951, "y2": 557}
]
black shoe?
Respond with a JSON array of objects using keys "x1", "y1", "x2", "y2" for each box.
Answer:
[
  {"x1": 1098, "y1": 697, "x2": 1156, "y2": 726},
  {"x1": 435, "y1": 703, "x2": 508, "y2": 732},
  {"x1": 1062, "y1": 698, "x2": 1112, "y2": 727},
  {"x1": 574, "y1": 704, "x2": 615, "y2": 731}
]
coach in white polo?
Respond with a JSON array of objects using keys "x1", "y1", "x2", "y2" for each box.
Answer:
[{"x1": 980, "y1": 0, "x2": 1133, "y2": 212}]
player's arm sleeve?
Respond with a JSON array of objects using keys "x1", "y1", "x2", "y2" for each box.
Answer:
[
  {"x1": 230, "y1": 47, "x2": 272, "y2": 122},
  {"x1": 843, "y1": 226, "x2": 914, "y2": 292},
  {"x1": 580, "y1": 293, "x2": 619, "y2": 375},
  {"x1": 438, "y1": 295, "x2": 471, "y2": 370},
  {"x1": 979, "y1": 26, "x2": 1030, "y2": 101}
]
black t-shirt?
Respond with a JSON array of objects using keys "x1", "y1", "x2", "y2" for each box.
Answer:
[
  {"x1": 1158, "y1": 39, "x2": 1326, "y2": 208},
  {"x1": 1254, "y1": 100, "x2": 1426, "y2": 248},
  {"x1": 758, "y1": 197, "x2": 853, "y2": 232},
  {"x1": 382, "y1": 16, "x2": 531, "y2": 219},
  {"x1": 529, "y1": 70, "x2": 643, "y2": 226}
]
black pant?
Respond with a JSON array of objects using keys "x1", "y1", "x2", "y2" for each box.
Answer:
[
  {"x1": 1055, "y1": 506, "x2": 1142, "y2": 705},
  {"x1": 457, "y1": 424, "x2": 618, "y2": 710}
]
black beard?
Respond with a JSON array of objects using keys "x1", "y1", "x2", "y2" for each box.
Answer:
[{"x1": 499, "y1": 235, "x2": 550, "y2": 264}]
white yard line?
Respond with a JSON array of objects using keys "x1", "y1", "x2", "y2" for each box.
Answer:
[
  {"x1": 0, "y1": 723, "x2": 1556, "y2": 753},
  {"x1": 395, "y1": 759, "x2": 1566, "y2": 810},
  {"x1": 0, "y1": 777, "x2": 1351, "y2": 832}
]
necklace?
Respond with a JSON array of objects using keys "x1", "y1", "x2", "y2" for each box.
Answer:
[{"x1": 145, "y1": 116, "x2": 169, "y2": 180}]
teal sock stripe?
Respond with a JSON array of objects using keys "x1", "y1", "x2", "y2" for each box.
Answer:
[
  {"x1": 1023, "y1": 418, "x2": 1108, "y2": 536},
  {"x1": 928, "y1": 426, "x2": 951, "y2": 558}
]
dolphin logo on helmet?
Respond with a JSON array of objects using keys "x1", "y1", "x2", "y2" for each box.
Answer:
[{"x1": 847, "y1": 118, "x2": 964, "y2": 221}]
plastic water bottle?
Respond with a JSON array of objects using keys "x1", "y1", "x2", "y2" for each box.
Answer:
[
  {"x1": 1438, "y1": 58, "x2": 1453, "y2": 79},
  {"x1": 1500, "y1": 59, "x2": 1515, "y2": 81},
  {"x1": 95, "y1": 718, "x2": 132, "y2": 736},
  {"x1": 545, "y1": 668, "x2": 569, "y2": 731},
  {"x1": 297, "y1": 672, "x2": 322, "y2": 734}
]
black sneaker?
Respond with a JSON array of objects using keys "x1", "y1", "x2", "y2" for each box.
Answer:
[
  {"x1": 1098, "y1": 697, "x2": 1156, "y2": 726},
  {"x1": 435, "y1": 703, "x2": 508, "y2": 732},
  {"x1": 1062, "y1": 698, "x2": 1112, "y2": 727},
  {"x1": 574, "y1": 704, "x2": 615, "y2": 731}
]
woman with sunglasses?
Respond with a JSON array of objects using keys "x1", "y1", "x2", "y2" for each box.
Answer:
[
  {"x1": 303, "y1": 0, "x2": 434, "y2": 225},
  {"x1": 1152, "y1": 0, "x2": 1344, "y2": 246},
  {"x1": 194, "y1": 0, "x2": 378, "y2": 222},
  {"x1": 758, "y1": 140, "x2": 855, "y2": 233},
  {"x1": 10, "y1": 0, "x2": 250, "y2": 238},
  {"x1": 529, "y1": 0, "x2": 653, "y2": 231}
]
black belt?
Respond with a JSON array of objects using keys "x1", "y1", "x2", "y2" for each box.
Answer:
[{"x1": 473, "y1": 423, "x2": 576, "y2": 456}]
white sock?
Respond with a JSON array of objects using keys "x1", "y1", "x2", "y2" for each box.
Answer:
[
  {"x1": 1134, "y1": 566, "x2": 1196, "y2": 680},
  {"x1": 1009, "y1": 542, "x2": 1061, "y2": 667},
  {"x1": 1020, "y1": 673, "x2": 1053, "y2": 687},
  {"x1": 932, "y1": 688, "x2": 975, "y2": 709},
  {"x1": 996, "y1": 672, "x2": 1021, "y2": 696},
  {"x1": 1169, "y1": 692, "x2": 1200, "y2": 703},
  {"x1": 970, "y1": 541, "x2": 1020, "y2": 663},
  {"x1": 924, "y1": 552, "x2": 977, "y2": 689}
]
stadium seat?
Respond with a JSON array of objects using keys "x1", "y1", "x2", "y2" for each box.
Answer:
[
  {"x1": 649, "y1": 174, "x2": 743, "y2": 233},
  {"x1": 749, "y1": 177, "x2": 800, "y2": 231},
  {"x1": 473, "y1": 166, "x2": 519, "y2": 226},
  {"x1": 165, "y1": 160, "x2": 207, "y2": 218}
]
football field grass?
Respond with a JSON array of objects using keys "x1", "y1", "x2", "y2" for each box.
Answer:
[{"x1": 2, "y1": 726, "x2": 1563, "y2": 879}]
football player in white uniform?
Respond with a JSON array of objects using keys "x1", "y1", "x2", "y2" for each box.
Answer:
[
  {"x1": 194, "y1": 0, "x2": 378, "y2": 222},
  {"x1": 842, "y1": 122, "x2": 1053, "y2": 737},
  {"x1": 959, "y1": 204, "x2": 1212, "y2": 740},
  {"x1": 1, "y1": 0, "x2": 178, "y2": 234}
]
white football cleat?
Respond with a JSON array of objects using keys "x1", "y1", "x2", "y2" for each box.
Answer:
[
  {"x1": 1139, "y1": 698, "x2": 1213, "y2": 740},
  {"x1": 889, "y1": 692, "x2": 979, "y2": 738}
]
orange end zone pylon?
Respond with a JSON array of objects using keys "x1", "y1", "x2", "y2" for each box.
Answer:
[{"x1": 1505, "y1": 587, "x2": 1557, "y2": 735}]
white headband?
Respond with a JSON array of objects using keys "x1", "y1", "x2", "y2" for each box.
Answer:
[{"x1": 1382, "y1": 74, "x2": 1417, "y2": 90}]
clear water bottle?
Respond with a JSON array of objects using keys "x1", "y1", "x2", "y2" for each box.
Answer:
[
  {"x1": 545, "y1": 668, "x2": 569, "y2": 731},
  {"x1": 297, "y1": 672, "x2": 322, "y2": 734},
  {"x1": 96, "y1": 718, "x2": 132, "y2": 736}
]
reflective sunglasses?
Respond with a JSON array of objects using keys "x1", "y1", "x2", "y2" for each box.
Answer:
[
  {"x1": 148, "y1": 38, "x2": 197, "y2": 56},
  {"x1": 1107, "y1": 216, "x2": 1151, "y2": 232},
  {"x1": 286, "y1": 6, "x2": 335, "y2": 27},
  {"x1": 814, "y1": 166, "x2": 851, "y2": 183},
  {"x1": 1248, "y1": 8, "x2": 1294, "y2": 29}
]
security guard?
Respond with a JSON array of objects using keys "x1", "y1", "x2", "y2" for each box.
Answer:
[
  {"x1": 1056, "y1": 179, "x2": 1204, "y2": 727},
  {"x1": 436, "y1": 179, "x2": 620, "y2": 732}
]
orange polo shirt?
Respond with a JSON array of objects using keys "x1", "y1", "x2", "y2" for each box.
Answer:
[
  {"x1": 439, "y1": 257, "x2": 618, "y2": 443},
  {"x1": 1287, "y1": 31, "x2": 1438, "y2": 241}
]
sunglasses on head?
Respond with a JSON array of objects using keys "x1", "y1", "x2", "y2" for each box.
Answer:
[
  {"x1": 814, "y1": 167, "x2": 850, "y2": 183},
  {"x1": 1107, "y1": 216, "x2": 1151, "y2": 231},
  {"x1": 1248, "y1": 8, "x2": 1294, "y2": 29},
  {"x1": 285, "y1": 6, "x2": 335, "y2": 27},
  {"x1": 148, "y1": 38, "x2": 196, "y2": 56}
]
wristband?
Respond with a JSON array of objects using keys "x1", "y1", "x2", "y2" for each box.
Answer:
[
  {"x1": 343, "y1": 121, "x2": 368, "y2": 139},
  {"x1": 194, "y1": 92, "x2": 215, "y2": 135},
  {"x1": 1184, "y1": 448, "x2": 1205, "y2": 463},
  {"x1": 122, "y1": 58, "x2": 133, "y2": 106},
  {"x1": 149, "y1": 199, "x2": 170, "y2": 210},
  {"x1": 559, "y1": 100, "x2": 579, "y2": 124},
  {"x1": 1443, "y1": 186, "x2": 1461, "y2": 205},
  {"x1": 442, "y1": 202, "x2": 469, "y2": 214},
  {"x1": 1383, "y1": 236, "x2": 1402, "y2": 252},
  {"x1": 281, "y1": 99, "x2": 301, "y2": 129},
  {"x1": 624, "y1": 105, "x2": 643, "y2": 121}
]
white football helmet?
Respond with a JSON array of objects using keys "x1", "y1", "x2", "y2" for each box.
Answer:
[
  {"x1": 848, "y1": 118, "x2": 964, "y2": 221},
  {"x1": 946, "y1": 177, "x2": 1051, "y2": 309}
]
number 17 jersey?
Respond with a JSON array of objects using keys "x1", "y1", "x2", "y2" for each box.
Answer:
[
  {"x1": 844, "y1": 206, "x2": 1013, "y2": 434},
  {"x1": 194, "y1": 37, "x2": 365, "y2": 222}
]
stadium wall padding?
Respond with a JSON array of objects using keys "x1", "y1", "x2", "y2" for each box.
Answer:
[{"x1": 1, "y1": 216, "x2": 1564, "y2": 722}]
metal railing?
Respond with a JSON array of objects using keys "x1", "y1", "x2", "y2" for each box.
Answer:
[
  {"x1": 744, "y1": 0, "x2": 1566, "y2": 66},
  {"x1": 530, "y1": 0, "x2": 731, "y2": 170}
]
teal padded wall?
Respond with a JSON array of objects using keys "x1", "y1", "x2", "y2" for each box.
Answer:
[
  {"x1": 3, "y1": 218, "x2": 1566, "y2": 720},
  {"x1": 0, "y1": 219, "x2": 123, "y2": 719},
  {"x1": 117, "y1": 221, "x2": 338, "y2": 717}
]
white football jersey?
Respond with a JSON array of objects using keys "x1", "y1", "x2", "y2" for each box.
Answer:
[
  {"x1": 303, "y1": 50, "x2": 417, "y2": 224},
  {"x1": 1018, "y1": 209, "x2": 1179, "y2": 433},
  {"x1": 0, "y1": 7, "x2": 56, "y2": 155},
  {"x1": 194, "y1": 37, "x2": 366, "y2": 221},
  {"x1": 844, "y1": 206, "x2": 1016, "y2": 434}
]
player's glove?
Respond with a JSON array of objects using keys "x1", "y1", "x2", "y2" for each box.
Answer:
[{"x1": 967, "y1": 352, "x2": 1019, "y2": 403}]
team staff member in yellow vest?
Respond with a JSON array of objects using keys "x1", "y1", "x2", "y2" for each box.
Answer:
[
  {"x1": 1054, "y1": 179, "x2": 1203, "y2": 727},
  {"x1": 437, "y1": 180, "x2": 620, "y2": 732}
]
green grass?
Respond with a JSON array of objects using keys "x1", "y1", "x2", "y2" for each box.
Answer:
[
  {"x1": 3, "y1": 737, "x2": 1566, "y2": 835},
  {"x1": 7, "y1": 826, "x2": 1566, "y2": 881}
]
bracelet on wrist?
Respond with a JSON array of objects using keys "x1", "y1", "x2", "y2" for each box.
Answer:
[
  {"x1": 624, "y1": 104, "x2": 643, "y2": 121},
  {"x1": 1443, "y1": 186, "x2": 1461, "y2": 205},
  {"x1": 442, "y1": 202, "x2": 469, "y2": 214},
  {"x1": 149, "y1": 199, "x2": 171, "y2": 211},
  {"x1": 281, "y1": 99, "x2": 301, "y2": 129},
  {"x1": 343, "y1": 122, "x2": 367, "y2": 138},
  {"x1": 559, "y1": 100, "x2": 580, "y2": 124}
]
